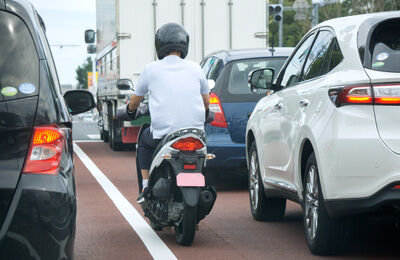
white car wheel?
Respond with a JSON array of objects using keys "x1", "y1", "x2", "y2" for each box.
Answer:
[
  {"x1": 248, "y1": 142, "x2": 286, "y2": 221},
  {"x1": 303, "y1": 152, "x2": 353, "y2": 255}
]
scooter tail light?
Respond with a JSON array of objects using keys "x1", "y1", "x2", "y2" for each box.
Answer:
[
  {"x1": 209, "y1": 92, "x2": 228, "y2": 128},
  {"x1": 184, "y1": 164, "x2": 197, "y2": 170},
  {"x1": 23, "y1": 125, "x2": 65, "y2": 175},
  {"x1": 171, "y1": 137, "x2": 204, "y2": 151}
]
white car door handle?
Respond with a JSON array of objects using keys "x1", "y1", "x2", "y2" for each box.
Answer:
[
  {"x1": 299, "y1": 99, "x2": 309, "y2": 107},
  {"x1": 274, "y1": 103, "x2": 282, "y2": 110}
]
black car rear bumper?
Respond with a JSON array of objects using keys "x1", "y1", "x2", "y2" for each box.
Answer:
[
  {"x1": 325, "y1": 183, "x2": 400, "y2": 217},
  {"x1": 0, "y1": 174, "x2": 76, "y2": 259}
]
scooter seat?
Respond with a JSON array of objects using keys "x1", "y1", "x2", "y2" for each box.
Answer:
[{"x1": 152, "y1": 128, "x2": 206, "y2": 160}]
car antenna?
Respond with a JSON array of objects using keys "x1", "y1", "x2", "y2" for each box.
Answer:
[{"x1": 269, "y1": 31, "x2": 275, "y2": 57}]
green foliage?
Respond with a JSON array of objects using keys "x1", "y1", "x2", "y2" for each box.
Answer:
[
  {"x1": 269, "y1": 0, "x2": 312, "y2": 47},
  {"x1": 269, "y1": 0, "x2": 400, "y2": 48},
  {"x1": 75, "y1": 57, "x2": 93, "y2": 89}
]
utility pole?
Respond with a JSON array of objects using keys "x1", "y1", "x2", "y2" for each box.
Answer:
[
  {"x1": 311, "y1": 3, "x2": 319, "y2": 27},
  {"x1": 266, "y1": 1, "x2": 269, "y2": 48}
]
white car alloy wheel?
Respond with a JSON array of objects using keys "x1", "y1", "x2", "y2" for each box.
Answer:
[
  {"x1": 303, "y1": 152, "x2": 352, "y2": 255},
  {"x1": 304, "y1": 165, "x2": 319, "y2": 240},
  {"x1": 248, "y1": 142, "x2": 286, "y2": 221},
  {"x1": 249, "y1": 150, "x2": 259, "y2": 210}
]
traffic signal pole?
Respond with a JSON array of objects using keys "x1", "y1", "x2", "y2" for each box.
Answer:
[
  {"x1": 278, "y1": 0, "x2": 283, "y2": 47},
  {"x1": 269, "y1": 3, "x2": 283, "y2": 47}
]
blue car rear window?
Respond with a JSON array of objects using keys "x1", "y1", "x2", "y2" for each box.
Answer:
[{"x1": 228, "y1": 58, "x2": 285, "y2": 95}]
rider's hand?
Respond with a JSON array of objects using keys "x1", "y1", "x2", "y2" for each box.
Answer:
[{"x1": 129, "y1": 94, "x2": 143, "y2": 112}]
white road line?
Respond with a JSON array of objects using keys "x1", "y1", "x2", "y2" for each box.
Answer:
[
  {"x1": 73, "y1": 140, "x2": 103, "y2": 143},
  {"x1": 87, "y1": 134, "x2": 100, "y2": 139},
  {"x1": 73, "y1": 143, "x2": 177, "y2": 260}
]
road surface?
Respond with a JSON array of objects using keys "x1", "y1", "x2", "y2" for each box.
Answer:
[{"x1": 72, "y1": 138, "x2": 400, "y2": 259}]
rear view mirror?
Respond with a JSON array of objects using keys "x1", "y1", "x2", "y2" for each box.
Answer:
[
  {"x1": 87, "y1": 44, "x2": 97, "y2": 54},
  {"x1": 85, "y1": 29, "x2": 96, "y2": 44},
  {"x1": 117, "y1": 79, "x2": 133, "y2": 90},
  {"x1": 208, "y1": 79, "x2": 216, "y2": 90},
  {"x1": 64, "y1": 90, "x2": 95, "y2": 115},
  {"x1": 248, "y1": 68, "x2": 274, "y2": 93}
]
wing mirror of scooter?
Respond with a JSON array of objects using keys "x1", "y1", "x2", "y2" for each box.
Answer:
[{"x1": 117, "y1": 78, "x2": 133, "y2": 90}]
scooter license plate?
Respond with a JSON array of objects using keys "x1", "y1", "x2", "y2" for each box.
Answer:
[{"x1": 176, "y1": 173, "x2": 205, "y2": 187}]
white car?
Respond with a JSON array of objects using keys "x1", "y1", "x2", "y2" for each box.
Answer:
[{"x1": 245, "y1": 11, "x2": 400, "y2": 255}]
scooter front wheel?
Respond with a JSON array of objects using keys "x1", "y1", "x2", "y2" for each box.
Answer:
[{"x1": 174, "y1": 204, "x2": 196, "y2": 246}]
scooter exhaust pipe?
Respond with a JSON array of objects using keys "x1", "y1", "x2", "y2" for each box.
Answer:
[
  {"x1": 197, "y1": 190, "x2": 215, "y2": 219},
  {"x1": 200, "y1": 190, "x2": 214, "y2": 205}
]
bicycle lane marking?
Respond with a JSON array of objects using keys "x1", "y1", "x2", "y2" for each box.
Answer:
[{"x1": 73, "y1": 143, "x2": 177, "y2": 260}]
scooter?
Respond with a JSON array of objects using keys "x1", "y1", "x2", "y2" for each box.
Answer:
[{"x1": 117, "y1": 102, "x2": 217, "y2": 246}]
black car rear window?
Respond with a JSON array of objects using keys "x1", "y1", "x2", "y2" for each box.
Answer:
[
  {"x1": 0, "y1": 12, "x2": 39, "y2": 101},
  {"x1": 369, "y1": 18, "x2": 400, "y2": 73}
]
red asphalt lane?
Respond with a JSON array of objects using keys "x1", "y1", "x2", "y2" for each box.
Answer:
[{"x1": 74, "y1": 142, "x2": 400, "y2": 260}]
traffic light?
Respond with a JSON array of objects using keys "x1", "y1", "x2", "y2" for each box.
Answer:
[{"x1": 269, "y1": 4, "x2": 283, "y2": 23}]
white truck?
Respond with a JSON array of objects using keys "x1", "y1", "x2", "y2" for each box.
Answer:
[{"x1": 86, "y1": 0, "x2": 268, "y2": 151}]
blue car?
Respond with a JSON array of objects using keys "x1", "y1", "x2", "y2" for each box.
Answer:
[{"x1": 201, "y1": 48, "x2": 293, "y2": 175}]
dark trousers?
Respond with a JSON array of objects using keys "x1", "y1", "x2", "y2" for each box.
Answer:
[{"x1": 137, "y1": 127, "x2": 162, "y2": 171}]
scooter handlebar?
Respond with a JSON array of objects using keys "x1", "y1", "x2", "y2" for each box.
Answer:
[
  {"x1": 118, "y1": 103, "x2": 212, "y2": 123},
  {"x1": 116, "y1": 102, "x2": 150, "y2": 121},
  {"x1": 116, "y1": 104, "x2": 135, "y2": 121}
]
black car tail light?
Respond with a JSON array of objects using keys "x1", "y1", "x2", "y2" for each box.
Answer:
[{"x1": 23, "y1": 125, "x2": 65, "y2": 175}]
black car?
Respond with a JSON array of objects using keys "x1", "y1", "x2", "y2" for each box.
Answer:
[{"x1": 0, "y1": 0, "x2": 95, "y2": 258}]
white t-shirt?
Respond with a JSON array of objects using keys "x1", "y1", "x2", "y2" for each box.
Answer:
[{"x1": 134, "y1": 55, "x2": 210, "y2": 139}]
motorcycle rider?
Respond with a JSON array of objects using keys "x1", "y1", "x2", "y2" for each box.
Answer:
[{"x1": 128, "y1": 23, "x2": 210, "y2": 203}]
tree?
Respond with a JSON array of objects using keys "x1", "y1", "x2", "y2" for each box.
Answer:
[
  {"x1": 269, "y1": 0, "x2": 400, "y2": 48},
  {"x1": 342, "y1": 0, "x2": 400, "y2": 15},
  {"x1": 75, "y1": 57, "x2": 93, "y2": 89},
  {"x1": 269, "y1": 0, "x2": 312, "y2": 48}
]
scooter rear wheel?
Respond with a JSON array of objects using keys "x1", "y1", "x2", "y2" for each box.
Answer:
[{"x1": 175, "y1": 204, "x2": 196, "y2": 246}]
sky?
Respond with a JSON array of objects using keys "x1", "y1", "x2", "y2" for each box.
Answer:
[{"x1": 30, "y1": 0, "x2": 96, "y2": 86}]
